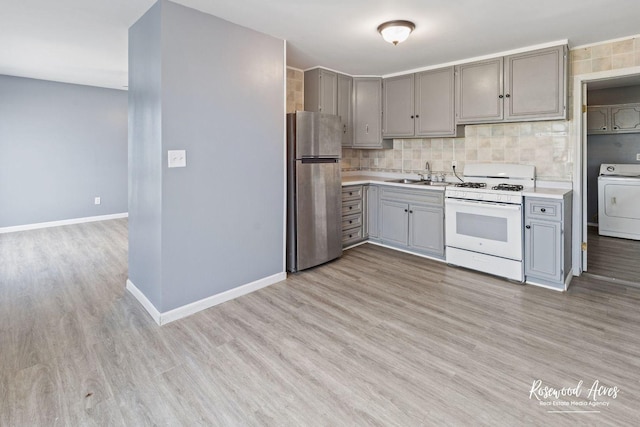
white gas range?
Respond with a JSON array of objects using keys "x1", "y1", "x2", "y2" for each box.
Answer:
[{"x1": 445, "y1": 163, "x2": 535, "y2": 282}]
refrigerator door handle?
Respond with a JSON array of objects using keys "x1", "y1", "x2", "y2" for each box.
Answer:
[{"x1": 301, "y1": 157, "x2": 340, "y2": 164}]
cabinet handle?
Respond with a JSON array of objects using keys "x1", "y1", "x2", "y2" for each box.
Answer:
[
  {"x1": 415, "y1": 115, "x2": 419, "y2": 118},
  {"x1": 349, "y1": 220, "x2": 353, "y2": 224},
  {"x1": 410, "y1": 115, "x2": 414, "y2": 119},
  {"x1": 404, "y1": 209, "x2": 408, "y2": 213},
  {"x1": 602, "y1": 127, "x2": 607, "y2": 130},
  {"x1": 505, "y1": 94, "x2": 511, "y2": 98},
  {"x1": 540, "y1": 208, "x2": 546, "y2": 212},
  {"x1": 349, "y1": 206, "x2": 353, "y2": 210},
  {"x1": 349, "y1": 192, "x2": 353, "y2": 195},
  {"x1": 526, "y1": 225, "x2": 531, "y2": 229},
  {"x1": 498, "y1": 94, "x2": 504, "y2": 99},
  {"x1": 366, "y1": 124, "x2": 369, "y2": 133},
  {"x1": 343, "y1": 124, "x2": 347, "y2": 134},
  {"x1": 614, "y1": 126, "x2": 619, "y2": 130},
  {"x1": 409, "y1": 210, "x2": 413, "y2": 214}
]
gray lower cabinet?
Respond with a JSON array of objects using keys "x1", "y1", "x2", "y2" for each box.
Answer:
[
  {"x1": 587, "y1": 103, "x2": 640, "y2": 134},
  {"x1": 342, "y1": 185, "x2": 365, "y2": 247},
  {"x1": 456, "y1": 45, "x2": 567, "y2": 124},
  {"x1": 366, "y1": 185, "x2": 379, "y2": 239},
  {"x1": 379, "y1": 187, "x2": 445, "y2": 258},
  {"x1": 524, "y1": 194, "x2": 572, "y2": 290}
]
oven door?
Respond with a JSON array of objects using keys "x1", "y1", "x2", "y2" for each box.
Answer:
[{"x1": 445, "y1": 198, "x2": 523, "y2": 260}]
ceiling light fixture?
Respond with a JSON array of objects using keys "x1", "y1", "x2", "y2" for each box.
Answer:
[{"x1": 377, "y1": 20, "x2": 415, "y2": 45}]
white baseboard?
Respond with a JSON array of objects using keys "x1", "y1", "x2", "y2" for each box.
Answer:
[
  {"x1": 0, "y1": 213, "x2": 128, "y2": 234},
  {"x1": 126, "y1": 279, "x2": 162, "y2": 324},
  {"x1": 126, "y1": 272, "x2": 287, "y2": 326}
]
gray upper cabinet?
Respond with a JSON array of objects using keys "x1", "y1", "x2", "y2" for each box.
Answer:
[
  {"x1": 456, "y1": 58, "x2": 504, "y2": 123},
  {"x1": 456, "y1": 45, "x2": 567, "y2": 124},
  {"x1": 337, "y1": 74, "x2": 353, "y2": 146},
  {"x1": 382, "y1": 74, "x2": 415, "y2": 137},
  {"x1": 588, "y1": 103, "x2": 640, "y2": 134},
  {"x1": 587, "y1": 106, "x2": 609, "y2": 133},
  {"x1": 304, "y1": 68, "x2": 337, "y2": 114},
  {"x1": 305, "y1": 68, "x2": 353, "y2": 145},
  {"x1": 353, "y1": 77, "x2": 390, "y2": 148},
  {"x1": 382, "y1": 67, "x2": 461, "y2": 138},
  {"x1": 415, "y1": 67, "x2": 458, "y2": 137}
]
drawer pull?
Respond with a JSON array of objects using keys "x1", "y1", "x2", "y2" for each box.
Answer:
[
  {"x1": 349, "y1": 206, "x2": 353, "y2": 210},
  {"x1": 526, "y1": 225, "x2": 531, "y2": 229},
  {"x1": 540, "y1": 208, "x2": 546, "y2": 213},
  {"x1": 349, "y1": 220, "x2": 353, "y2": 224}
]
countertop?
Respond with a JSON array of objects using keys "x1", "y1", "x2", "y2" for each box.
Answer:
[{"x1": 342, "y1": 173, "x2": 572, "y2": 198}]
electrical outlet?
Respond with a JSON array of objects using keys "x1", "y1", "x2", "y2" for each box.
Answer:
[
  {"x1": 168, "y1": 150, "x2": 187, "y2": 168},
  {"x1": 636, "y1": 153, "x2": 640, "y2": 161},
  {"x1": 452, "y1": 160, "x2": 457, "y2": 169},
  {"x1": 94, "y1": 197, "x2": 101, "y2": 205}
]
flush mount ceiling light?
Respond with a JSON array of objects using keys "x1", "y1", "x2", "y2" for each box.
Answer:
[{"x1": 377, "y1": 20, "x2": 415, "y2": 45}]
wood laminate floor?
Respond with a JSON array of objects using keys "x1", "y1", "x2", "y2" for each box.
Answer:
[
  {"x1": 587, "y1": 226, "x2": 640, "y2": 285},
  {"x1": 2, "y1": 219, "x2": 640, "y2": 426}
]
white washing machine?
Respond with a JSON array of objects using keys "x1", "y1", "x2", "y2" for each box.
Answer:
[{"x1": 598, "y1": 163, "x2": 640, "y2": 240}]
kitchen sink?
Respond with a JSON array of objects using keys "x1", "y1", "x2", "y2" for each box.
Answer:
[
  {"x1": 385, "y1": 178, "x2": 451, "y2": 186},
  {"x1": 415, "y1": 181, "x2": 451, "y2": 186},
  {"x1": 385, "y1": 178, "x2": 423, "y2": 184}
]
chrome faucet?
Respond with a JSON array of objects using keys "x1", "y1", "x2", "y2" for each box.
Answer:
[{"x1": 425, "y1": 161, "x2": 431, "y2": 180}]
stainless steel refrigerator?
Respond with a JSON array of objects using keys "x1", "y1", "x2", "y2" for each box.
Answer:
[{"x1": 287, "y1": 111, "x2": 342, "y2": 272}]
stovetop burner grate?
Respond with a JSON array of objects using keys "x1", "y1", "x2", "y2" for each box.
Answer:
[
  {"x1": 455, "y1": 182, "x2": 487, "y2": 188},
  {"x1": 492, "y1": 183, "x2": 524, "y2": 191}
]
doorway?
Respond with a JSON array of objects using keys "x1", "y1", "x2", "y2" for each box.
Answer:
[{"x1": 574, "y1": 68, "x2": 640, "y2": 286}]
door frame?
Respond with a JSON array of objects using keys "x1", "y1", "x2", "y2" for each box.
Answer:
[{"x1": 572, "y1": 66, "x2": 640, "y2": 275}]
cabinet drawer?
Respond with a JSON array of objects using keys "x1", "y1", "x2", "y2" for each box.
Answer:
[
  {"x1": 525, "y1": 198, "x2": 562, "y2": 221},
  {"x1": 342, "y1": 213, "x2": 363, "y2": 231},
  {"x1": 342, "y1": 185, "x2": 363, "y2": 201},
  {"x1": 380, "y1": 187, "x2": 443, "y2": 206},
  {"x1": 342, "y1": 227, "x2": 363, "y2": 244},
  {"x1": 342, "y1": 199, "x2": 362, "y2": 215}
]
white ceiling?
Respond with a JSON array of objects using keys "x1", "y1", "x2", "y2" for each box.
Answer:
[{"x1": 2, "y1": 0, "x2": 640, "y2": 90}]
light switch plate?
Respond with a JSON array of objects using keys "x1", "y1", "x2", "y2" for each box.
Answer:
[
  {"x1": 637, "y1": 153, "x2": 640, "y2": 161},
  {"x1": 168, "y1": 150, "x2": 186, "y2": 168}
]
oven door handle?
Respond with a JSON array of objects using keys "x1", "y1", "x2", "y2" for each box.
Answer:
[{"x1": 445, "y1": 198, "x2": 522, "y2": 211}]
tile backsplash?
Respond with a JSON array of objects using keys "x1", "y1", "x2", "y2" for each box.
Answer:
[{"x1": 342, "y1": 121, "x2": 572, "y2": 181}]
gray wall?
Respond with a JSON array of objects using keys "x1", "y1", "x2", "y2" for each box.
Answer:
[
  {"x1": 129, "y1": 0, "x2": 285, "y2": 312},
  {"x1": 0, "y1": 75, "x2": 127, "y2": 228},
  {"x1": 586, "y1": 85, "x2": 640, "y2": 223},
  {"x1": 128, "y1": 2, "x2": 163, "y2": 308}
]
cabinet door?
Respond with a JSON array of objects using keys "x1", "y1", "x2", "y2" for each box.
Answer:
[
  {"x1": 304, "y1": 68, "x2": 337, "y2": 114},
  {"x1": 456, "y1": 58, "x2": 503, "y2": 123},
  {"x1": 382, "y1": 74, "x2": 415, "y2": 137},
  {"x1": 610, "y1": 105, "x2": 640, "y2": 132},
  {"x1": 525, "y1": 219, "x2": 562, "y2": 282},
  {"x1": 504, "y1": 46, "x2": 566, "y2": 121},
  {"x1": 353, "y1": 78, "x2": 382, "y2": 147},
  {"x1": 587, "y1": 106, "x2": 609, "y2": 134},
  {"x1": 337, "y1": 74, "x2": 353, "y2": 146},
  {"x1": 367, "y1": 185, "x2": 379, "y2": 238},
  {"x1": 408, "y1": 204, "x2": 444, "y2": 256},
  {"x1": 319, "y1": 69, "x2": 337, "y2": 114},
  {"x1": 380, "y1": 200, "x2": 409, "y2": 246},
  {"x1": 415, "y1": 67, "x2": 456, "y2": 137}
]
